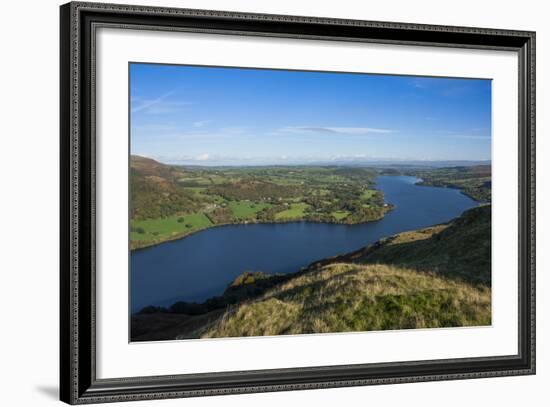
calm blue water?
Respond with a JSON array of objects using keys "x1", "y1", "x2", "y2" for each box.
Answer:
[{"x1": 130, "y1": 176, "x2": 477, "y2": 312}]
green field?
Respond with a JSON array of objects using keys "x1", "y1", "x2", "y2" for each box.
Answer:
[
  {"x1": 274, "y1": 203, "x2": 310, "y2": 220},
  {"x1": 361, "y1": 190, "x2": 377, "y2": 200},
  {"x1": 331, "y1": 211, "x2": 350, "y2": 220},
  {"x1": 186, "y1": 187, "x2": 207, "y2": 195},
  {"x1": 228, "y1": 201, "x2": 271, "y2": 219},
  {"x1": 130, "y1": 213, "x2": 212, "y2": 244}
]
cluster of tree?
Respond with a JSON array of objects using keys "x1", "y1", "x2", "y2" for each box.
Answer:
[
  {"x1": 130, "y1": 226, "x2": 145, "y2": 234},
  {"x1": 302, "y1": 212, "x2": 337, "y2": 223},
  {"x1": 302, "y1": 202, "x2": 387, "y2": 224},
  {"x1": 462, "y1": 186, "x2": 491, "y2": 202},
  {"x1": 205, "y1": 207, "x2": 234, "y2": 224},
  {"x1": 256, "y1": 205, "x2": 288, "y2": 222},
  {"x1": 303, "y1": 188, "x2": 385, "y2": 217},
  {"x1": 345, "y1": 206, "x2": 387, "y2": 223}
]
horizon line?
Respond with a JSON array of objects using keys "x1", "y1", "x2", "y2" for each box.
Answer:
[{"x1": 131, "y1": 154, "x2": 492, "y2": 168}]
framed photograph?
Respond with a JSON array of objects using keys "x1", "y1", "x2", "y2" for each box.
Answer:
[{"x1": 60, "y1": 1, "x2": 535, "y2": 404}]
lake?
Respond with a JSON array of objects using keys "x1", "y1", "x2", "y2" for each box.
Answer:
[{"x1": 130, "y1": 176, "x2": 477, "y2": 312}]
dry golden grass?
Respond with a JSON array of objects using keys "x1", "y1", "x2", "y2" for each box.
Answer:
[
  {"x1": 383, "y1": 224, "x2": 448, "y2": 246},
  {"x1": 202, "y1": 263, "x2": 491, "y2": 338}
]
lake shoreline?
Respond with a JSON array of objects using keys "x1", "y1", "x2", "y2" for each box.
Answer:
[
  {"x1": 132, "y1": 211, "x2": 461, "y2": 316},
  {"x1": 133, "y1": 230, "x2": 391, "y2": 315},
  {"x1": 131, "y1": 205, "x2": 394, "y2": 252}
]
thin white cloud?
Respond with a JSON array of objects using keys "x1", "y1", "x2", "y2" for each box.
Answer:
[
  {"x1": 412, "y1": 79, "x2": 428, "y2": 89},
  {"x1": 193, "y1": 120, "x2": 211, "y2": 128},
  {"x1": 221, "y1": 126, "x2": 249, "y2": 135},
  {"x1": 280, "y1": 126, "x2": 396, "y2": 135},
  {"x1": 145, "y1": 102, "x2": 192, "y2": 114},
  {"x1": 449, "y1": 135, "x2": 491, "y2": 140},
  {"x1": 131, "y1": 89, "x2": 192, "y2": 114},
  {"x1": 195, "y1": 153, "x2": 210, "y2": 161},
  {"x1": 131, "y1": 123, "x2": 179, "y2": 132},
  {"x1": 131, "y1": 90, "x2": 175, "y2": 113}
]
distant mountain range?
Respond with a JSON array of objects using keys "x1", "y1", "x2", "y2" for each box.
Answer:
[{"x1": 146, "y1": 155, "x2": 491, "y2": 168}]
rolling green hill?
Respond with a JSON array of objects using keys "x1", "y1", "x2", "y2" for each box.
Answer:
[
  {"x1": 129, "y1": 155, "x2": 390, "y2": 250},
  {"x1": 131, "y1": 205, "x2": 491, "y2": 341}
]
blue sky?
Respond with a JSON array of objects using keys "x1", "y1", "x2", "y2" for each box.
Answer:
[{"x1": 130, "y1": 63, "x2": 491, "y2": 166}]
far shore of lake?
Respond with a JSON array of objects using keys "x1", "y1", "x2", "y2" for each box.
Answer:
[
  {"x1": 131, "y1": 205, "x2": 393, "y2": 252},
  {"x1": 414, "y1": 179, "x2": 489, "y2": 204},
  {"x1": 132, "y1": 176, "x2": 488, "y2": 252}
]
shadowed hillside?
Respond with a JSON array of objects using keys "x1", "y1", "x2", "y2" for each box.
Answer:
[
  {"x1": 130, "y1": 155, "x2": 200, "y2": 221},
  {"x1": 355, "y1": 204, "x2": 491, "y2": 285}
]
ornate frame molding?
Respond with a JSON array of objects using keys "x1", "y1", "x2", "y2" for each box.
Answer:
[{"x1": 60, "y1": 2, "x2": 535, "y2": 404}]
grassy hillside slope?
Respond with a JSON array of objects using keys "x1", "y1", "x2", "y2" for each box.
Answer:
[{"x1": 202, "y1": 263, "x2": 490, "y2": 338}]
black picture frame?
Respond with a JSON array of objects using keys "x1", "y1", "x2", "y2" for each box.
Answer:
[{"x1": 60, "y1": 2, "x2": 536, "y2": 404}]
